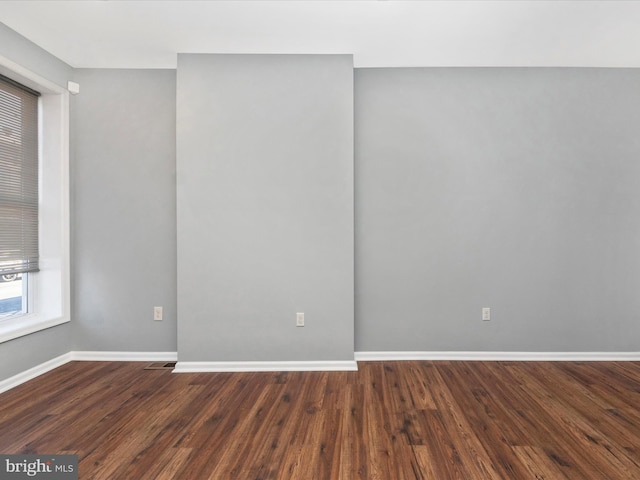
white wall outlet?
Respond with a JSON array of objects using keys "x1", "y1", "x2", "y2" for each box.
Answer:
[
  {"x1": 482, "y1": 307, "x2": 490, "y2": 321},
  {"x1": 154, "y1": 306, "x2": 163, "y2": 321},
  {"x1": 296, "y1": 312, "x2": 305, "y2": 327}
]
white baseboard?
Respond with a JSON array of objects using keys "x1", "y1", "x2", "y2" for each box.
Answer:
[
  {"x1": 173, "y1": 360, "x2": 358, "y2": 373},
  {"x1": 0, "y1": 351, "x2": 177, "y2": 394},
  {"x1": 4, "y1": 350, "x2": 638, "y2": 395},
  {"x1": 0, "y1": 352, "x2": 72, "y2": 394},
  {"x1": 355, "y1": 351, "x2": 640, "y2": 361},
  {"x1": 70, "y1": 351, "x2": 178, "y2": 362}
]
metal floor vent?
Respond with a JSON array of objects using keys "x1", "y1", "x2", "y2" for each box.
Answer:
[{"x1": 145, "y1": 362, "x2": 177, "y2": 370}]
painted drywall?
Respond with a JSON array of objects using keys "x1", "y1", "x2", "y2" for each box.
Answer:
[
  {"x1": 0, "y1": 324, "x2": 71, "y2": 380},
  {"x1": 177, "y1": 54, "x2": 354, "y2": 362},
  {"x1": 0, "y1": 22, "x2": 71, "y2": 88},
  {"x1": 71, "y1": 69, "x2": 177, "y2": 352},
  {"x1": 0, "y1": 23, "x2": 73, "y2": 382},
  {"x1": 355, "y1": 68, "x2": 640, "y2": 352},
  {"x1": 5, "y1": 12, "x2": 638, "y2": 386}
]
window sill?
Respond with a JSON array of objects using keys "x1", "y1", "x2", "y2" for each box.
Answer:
[{"x1": 0, "y1": 314, "x2": 69, "y2": 344}]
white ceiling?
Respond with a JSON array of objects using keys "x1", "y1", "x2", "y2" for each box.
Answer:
[{"x1": 1, "y1": 1, "x2": 640, "y2": 69}]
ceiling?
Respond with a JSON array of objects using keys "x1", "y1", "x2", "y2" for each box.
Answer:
[{"x1": 1, "y1": 1, "x2": 640, "y2": 69}]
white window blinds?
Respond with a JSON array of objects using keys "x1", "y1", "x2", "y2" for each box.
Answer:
[{"x1": 0, "y1": 75, "x2": 39, "y2": 275}]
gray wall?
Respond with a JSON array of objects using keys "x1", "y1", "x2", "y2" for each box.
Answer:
[
  {"x1": 0, "y1": 22, "x2": 72, "y2": 88},
  {"x1": 177, "y1": 54, "x2": 354, "y2": 362},
  {"x1": 71, "y1": 69, "x2": 177, "y2": 352},
  {"x1": 0, "y1": 23, "x2": 73, "y2": 381},
  {"x1": 355, "y1": 68, "x2": 640, "y2": 352},
  {"x1": 3, "y1": 15, "x2": 639, "y2": 386}
]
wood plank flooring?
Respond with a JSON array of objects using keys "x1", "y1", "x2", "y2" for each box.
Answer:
[{"x1": 0, "y1": 360, "x2": 639, "y2": 479}]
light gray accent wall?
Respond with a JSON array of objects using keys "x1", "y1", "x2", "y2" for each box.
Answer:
[
  {"x1": 0, "y1": 23, "x2": 72, "y2": 382},
  {"x1": 0, "y1": 324, "x2": 71, "y2": 380},
  {"x1": 177, "y1": 54, "x2": 354, "y2": 362},
  {"x1": 71, "y1": 69, "x2": 177, "y2": 351},
  {"x1": 0, "y1": 22, "x2": 72, "y2": 88},
  {"x1": 355, "y1": 68, "x2": 640, "y2": 352}
]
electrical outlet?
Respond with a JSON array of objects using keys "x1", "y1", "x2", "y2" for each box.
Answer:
[
  {"x1": 482, "y1": 307, "x2": 490, "y2": 321},
  {"x1": 296, "y1": 312, "x2": 304, "y2": 327},
  {"x1": 154, "y1": 306, "x2": 163, "y2": 321}
]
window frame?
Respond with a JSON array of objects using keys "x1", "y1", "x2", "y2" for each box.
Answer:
[{"x1": 0, "y1": 56, "x2": 70, "y2": 343}]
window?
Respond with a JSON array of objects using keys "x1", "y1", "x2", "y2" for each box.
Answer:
[
  {"x1": 0, "y1": 274, "x2": 27, "y2": 319},
  {"x1": 0, "y1": 75, "x2": 39, "y2": 320},
  {"x1": 0, "y1": 57, "x2": 70, "y2": 343}
]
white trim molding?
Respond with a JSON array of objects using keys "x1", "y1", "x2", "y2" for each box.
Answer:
[
  {"x1": 0, "y1": 54, "x2": 71, "y2": 345},
  {"x1": 70, "y1": 351, "x2": 178, "y2": 362},
  {"x1": 4, "y1": 351, "x2": 639, "y2": 395},
  {"x1": 0, "y1": 352, "x2": 71, "y2": 394},
  {"x1": 0, "y1": 352, "x2": 177, "y2": 394},
  {"x1": 173, "y1": 360, "x2": 358, "y2": 373},
  {"x1": 355, "y1": 351, "x2": 640, "y2": 362}
]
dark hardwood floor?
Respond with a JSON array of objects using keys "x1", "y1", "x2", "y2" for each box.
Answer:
[{"x1": 1, "y1": 360, "x2": 639, "y2": 479}]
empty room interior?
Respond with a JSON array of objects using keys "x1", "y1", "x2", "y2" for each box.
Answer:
[{"x1": 1, "y1": 1, "x2": 639, "y2": 478}]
